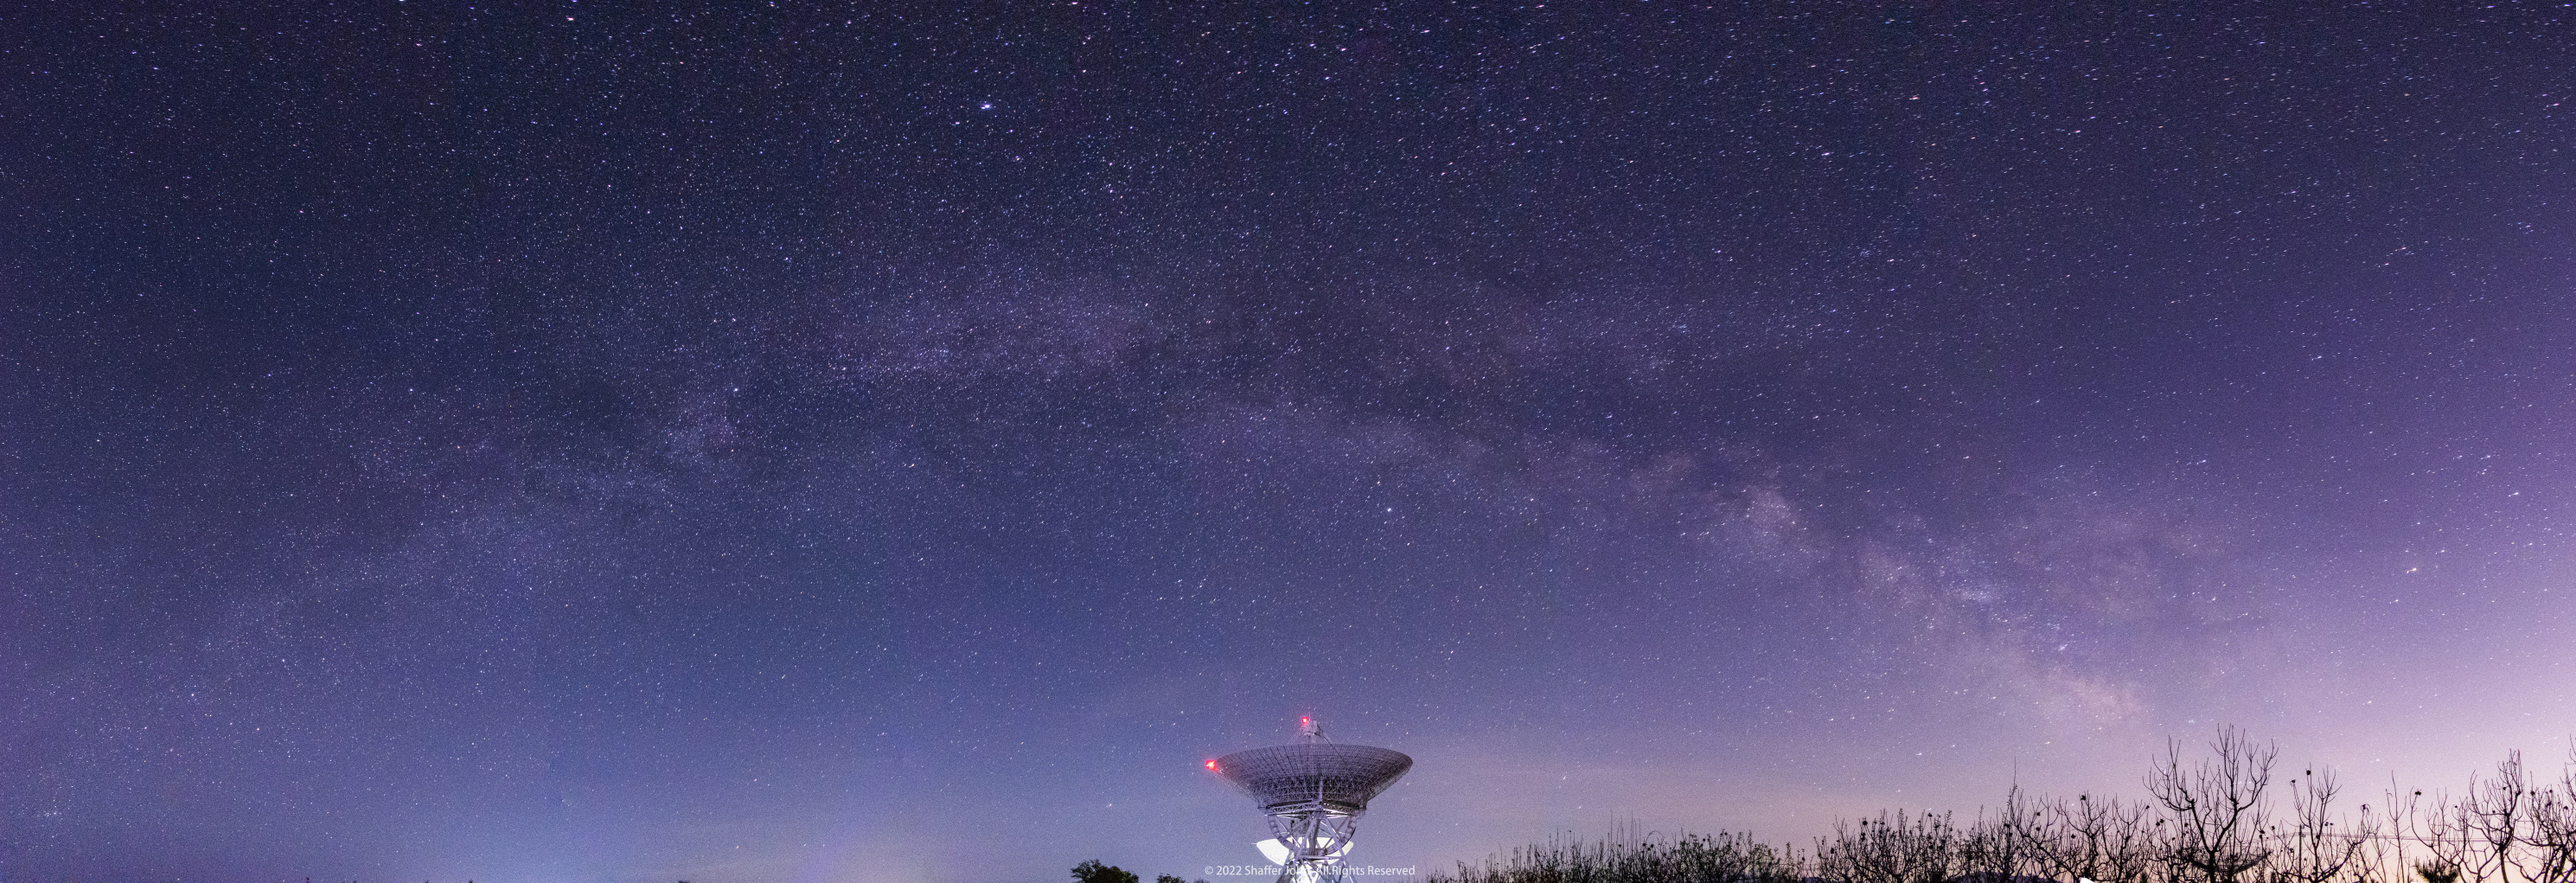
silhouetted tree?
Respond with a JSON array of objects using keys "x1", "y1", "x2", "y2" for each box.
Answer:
[
  {"x1": 2030, "y1": 791, "x2": 2158, "y2": 883},
  {"x1": 1075, "y1": 860, "x2": 1141, "y2": 883},
  {"x1": 2272, "y1": 766, "x2": 2371, "y2": 883},
  {"x1": 1819, "y1": 810, "x2": 1959, "y2": 883},
  {"x1": 2534, "y1": 745, "x2": 2576, "y2": 883},
  {"x1": 2149, "y1": 726, "x2": 2277, "y2": 883}
]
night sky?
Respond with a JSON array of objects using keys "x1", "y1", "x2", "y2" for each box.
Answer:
[{"x1": 6, "y1": 3, "x2": 2575, "y2": 882}]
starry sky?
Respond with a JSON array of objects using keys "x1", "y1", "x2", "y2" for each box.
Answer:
[{"x1": 5, "y1": 3, "x2": 2575, "y2": 882}]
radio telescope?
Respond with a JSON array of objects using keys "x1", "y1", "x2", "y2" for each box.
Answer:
[{"x1": 1206, "y1": 717, "x2": 1413, "y2": 883}]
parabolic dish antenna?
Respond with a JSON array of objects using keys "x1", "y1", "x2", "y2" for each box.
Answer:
[{"x1": 1207, "y1": 717, "x2": 1412, "y2": 883}]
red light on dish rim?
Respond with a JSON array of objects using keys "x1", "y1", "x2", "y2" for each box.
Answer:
[{"x1": 1205, "y1": 759, "x2": 1219, "y2": 771}]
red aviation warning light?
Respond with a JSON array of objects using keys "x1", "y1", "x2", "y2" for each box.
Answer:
[{"x1": 1205, "y1": 759, "x2": 1220, "y2": 771}]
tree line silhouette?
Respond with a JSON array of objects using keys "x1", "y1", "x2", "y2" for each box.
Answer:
[{"x1": 1427, "y1": 728, "x2": 2576, "y2": 883}]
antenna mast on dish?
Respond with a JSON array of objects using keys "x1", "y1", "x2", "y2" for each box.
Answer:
[{"x1": 1205, "y1": 716, "x2": 1413, "y2": 883}]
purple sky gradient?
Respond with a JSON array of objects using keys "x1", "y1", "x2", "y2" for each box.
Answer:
[{"x1": 5, "y1": 3, "x2": 2573, "y2": 881}]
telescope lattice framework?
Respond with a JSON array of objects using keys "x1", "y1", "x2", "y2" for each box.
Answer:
[{"x1": 1208, "y1": 717, "x2": 1413, "y2": 883}]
